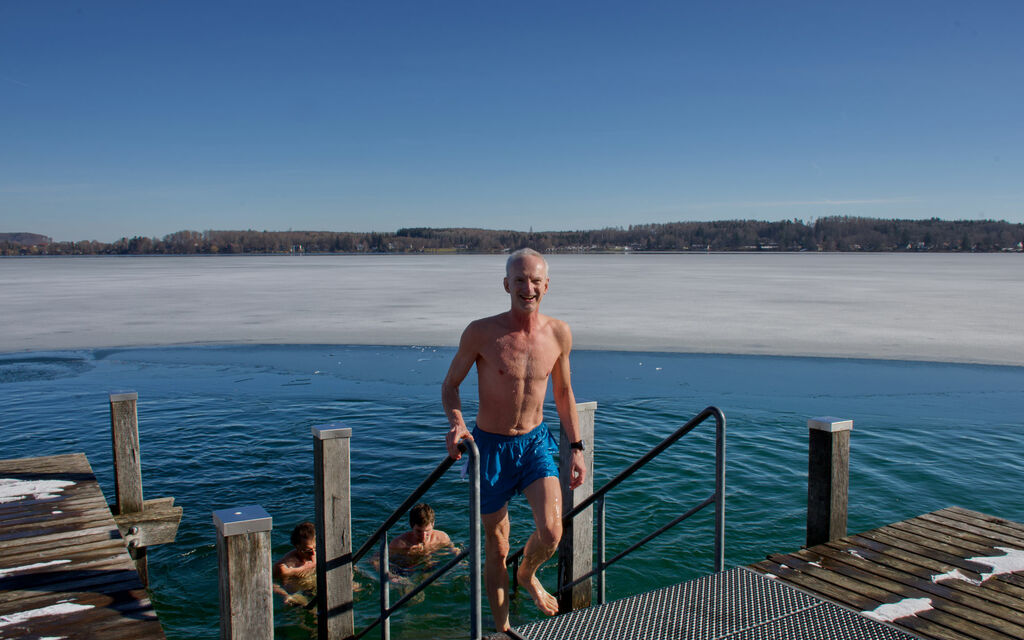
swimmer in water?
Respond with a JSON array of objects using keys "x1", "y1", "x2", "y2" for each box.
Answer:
[
  {"x1": 273, "y1": 521, "x2": 317, "y2": 606},
  {"x1": 388, "y1": 503, "x2": 458, "y2": 567}
]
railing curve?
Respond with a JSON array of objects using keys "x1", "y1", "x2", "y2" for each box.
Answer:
[{"x1": 346, "y1": 439, "x2": 482, "y2": 640}]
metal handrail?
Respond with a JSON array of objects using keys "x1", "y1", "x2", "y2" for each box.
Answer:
[
  {"x1": 348, "y1": 439, "x2": 482, "y2": 640},
  {"x1": 509, "y1": 405, "x2": 725, "y2": 604}
]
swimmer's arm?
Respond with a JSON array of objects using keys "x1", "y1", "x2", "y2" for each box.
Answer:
[
  {"x1": 442, "y1": 323, "x2": 482, "y2": 459},
  {"x1": 551, "y1": 322, "x2": 585, "y2": 489},
  {"x1": 438, "y1": 530, "x2": 459, "y2": 554},
  {"x1": 274, "y1": 555, "x2": 314, "y2": 579}
]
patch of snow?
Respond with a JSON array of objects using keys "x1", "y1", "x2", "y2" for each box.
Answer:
[
  {"x1": 0, "y1": 602, "x2": 93, "y2": 628},
  {"x1": 862, "y1": 597, "x2": 933, "y2": 623},
  {"x1": 931, "y1": 547, "x2": 1024, "y2": 585},
  {"x1": 0, "y1": 478, "x2": 75, "y2": 504},
  {"x1": 0, "y1": 560, "x2": 71, "y2": 578},
  {"x1": 931, "y1": 567, "x2": 981, "y2": 585}
]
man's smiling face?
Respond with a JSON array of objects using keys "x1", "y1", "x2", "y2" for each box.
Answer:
[{"x1": 504, "y1": 255, "x2": 549, "y2": 313}]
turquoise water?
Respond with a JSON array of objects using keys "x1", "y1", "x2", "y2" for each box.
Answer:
[{"x1": 2, "y1": 345, "x2": 1023, "y2": 638}]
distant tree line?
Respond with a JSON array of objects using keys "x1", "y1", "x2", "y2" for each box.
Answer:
[{"x1": 3, "y1": 217, "x2": 1023, "y2": 256}]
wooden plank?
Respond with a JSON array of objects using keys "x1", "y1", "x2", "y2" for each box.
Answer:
[
  {"x1": 850, "y1": 532, "x2": 1024, "y2": 604},
  {"x1": 768, "y1": 551, "x2": 1021, "y2": 640},
  {"x1": 802, "y1": 545, "x2": 1024, "y2": 636},
  {"x1": 892, "y1": 520, "x2": 1001, "y2": 555},
  {"x1": 0, "y1": 533, "x2": 131, "y2": 567},
  {"x1": 751, "y1": 562, "x2": 974, "y2": 640},
  {"x1": 0, "y1": 453, "x2": 92, "y2": 473},
  {"x1": 755, "y1": 558, "x2": 886, "y2": 610},
  {"x1": 898, "y1": 518, "x2": 1010, "y2": 554},
  {"x1": 826, "y1": 540, "x2": 1024, "y2": 612},
  {"x1": 0, "y1": 454, "x2": 164, "y2": 639},
  {"x1": 924, "y1": 511, "x2": 1024, "y2": 549},
  {"x1": 867, "y1": 526, "x2": 996, "y2": 568},
  {"x1": 753, "y1": 507, "x2": 1024, "y2": 640},
  {"x1": 944, "y1": 507, "x2": 1024, "y2": 538}
]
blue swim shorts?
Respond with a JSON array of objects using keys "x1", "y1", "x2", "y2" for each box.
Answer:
[{"x1": 472, "y1": 423, "x2": 559, "y2": 515}]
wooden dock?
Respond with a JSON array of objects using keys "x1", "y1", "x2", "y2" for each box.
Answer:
[
  {"x1": 749, "y1": 506, "x2": 1024, "y2": 640},
  {"x1": 0, "y1": 453, "x2": 165, "y2": 639}
]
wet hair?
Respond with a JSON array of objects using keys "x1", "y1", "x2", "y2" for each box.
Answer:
[
  {"x1": 506, "y1": 247, "x2": 548, "y2": 276},
  {"x1": 409, "y1": 503, "x2": 435, "y2": 528},
  {"x1": 291, "y1": 521, "x2": 316, "y2": 546}
]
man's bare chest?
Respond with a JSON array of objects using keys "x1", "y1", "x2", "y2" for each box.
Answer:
[{"x1": 484, "y1": 333, "x2": 559, "y2": 380}]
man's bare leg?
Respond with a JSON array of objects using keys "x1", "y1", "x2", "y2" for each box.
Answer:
[
  {"x1": 482, "y1": 507, "x2": 512, "y2": 631},
  {"x1": 517, "y1": 476, "x2": 562, "y2": 616}
]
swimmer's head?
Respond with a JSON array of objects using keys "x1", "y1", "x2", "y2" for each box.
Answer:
[
  {"x1": 410, "y1": 503, "x2": 435, "y2": 528},
  {"x1": 291, "y1": 521, "x2": 316, "y2": 559},
  {"x1": 410, "y1": 503, "x2": 435, "y2": 544}
]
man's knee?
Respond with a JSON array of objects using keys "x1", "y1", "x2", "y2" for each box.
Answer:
[{"x1": 535, "y1": 520, "x2": 562, "y2": 549}]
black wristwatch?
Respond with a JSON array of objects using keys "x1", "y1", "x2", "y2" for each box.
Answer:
[{"x1": 570, "y1": 439, "x2": 585, "y2": 451}]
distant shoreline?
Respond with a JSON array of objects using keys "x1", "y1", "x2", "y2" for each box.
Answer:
[{"x1": 4, "y1": 216, "x2": 1024, "y2": 255}]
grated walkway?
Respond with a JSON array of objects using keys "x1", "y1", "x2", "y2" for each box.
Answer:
[{"x1": 513, "y1": 567, "x2": 920, "y2": 639}]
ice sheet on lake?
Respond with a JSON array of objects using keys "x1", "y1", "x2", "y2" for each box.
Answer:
[{"x1": 2, "y1": 254, "x2": 1023, "y2": 366}]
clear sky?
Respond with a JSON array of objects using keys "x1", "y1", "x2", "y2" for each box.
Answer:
[{"x1": 2, "y1": 1, "x2": 1021, "y2": 243}]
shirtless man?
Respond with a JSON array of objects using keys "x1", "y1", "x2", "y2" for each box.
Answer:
[
  {"x1": 273, "y1": 521, "x2": 317, "y2": 606},
  {"x1": 389, "y1": 503, "x2": 457, "y2": 565},
  {"x1": 443, "y1": 248, "x2": 585, "y2": 633}
]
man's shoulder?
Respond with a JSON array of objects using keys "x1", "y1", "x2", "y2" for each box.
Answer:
[
  {"x1": 542, "y1": 314, "x2": 572, "y2": 341},
  {"x1": 275, "y1": 550, "x2": 299, "y2": 566},
  {"x1": 464, "y1": 313, "x2": 509, "y2": 336}
]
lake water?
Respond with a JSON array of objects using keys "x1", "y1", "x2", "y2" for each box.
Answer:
[{"x1": 1, "y1": 255, "x2": 1023, "y2": 639}]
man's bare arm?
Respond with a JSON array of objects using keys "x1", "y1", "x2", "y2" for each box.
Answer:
[
  {"x1": 442, "y1": 323, "x2": 480, "y2": 459},
  {"x1": 551, "y1": 321, "x2": 585, "y2": 489}
]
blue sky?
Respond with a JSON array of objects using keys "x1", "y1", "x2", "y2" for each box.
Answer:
[{"x1": 2, "y1": 1, "x2": 1021, "y2": 242}]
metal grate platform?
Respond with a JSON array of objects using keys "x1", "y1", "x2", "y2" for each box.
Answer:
[{"x1": 514, "y1": 567, "x2": 921, "y2": 639}]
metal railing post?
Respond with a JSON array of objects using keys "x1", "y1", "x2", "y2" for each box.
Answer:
[
  {"x1": 379, "y1": 534, "x2": 390, "y2": 640},
  {"x1": 713, "y1": 408, "x2": 726, "y2": 572},
  {"x1": 213, "y1": 505, "x2": 273, "y2": 640},
  {"x1": 466, "y1": 440, "x2": 482, "y2": 640},
  {"x1": 596, "y1": 495, "x2": 606, "y2": 605}
]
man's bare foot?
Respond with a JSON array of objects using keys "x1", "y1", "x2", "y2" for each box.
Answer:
[{"x1": 516, "y1": 565, "x2": 559, "y2": 616}]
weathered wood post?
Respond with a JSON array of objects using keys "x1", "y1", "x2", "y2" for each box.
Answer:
[
  {"x1": 313, "y1": 424, "x2": 354, "y2": 640},
  {"x1": 107, "y1": 391, "x2": 182, "y2": 587},
  {"x1": 557, "y1": 401, "x2": 596, "y2": 613},
  {"x1": 806, "y1": 416, "x2": 852, "y2": 547},
  {"x1": 213, "y1": 505, "x2": 273, "y2": 640},
  {"x1": 109, "y1": 391, "x2": 146, "y2": 582}
]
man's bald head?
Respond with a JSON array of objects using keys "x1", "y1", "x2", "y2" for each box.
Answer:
[{"x1": 506, "y1": 248, "x2": 548, "y2": 277}]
